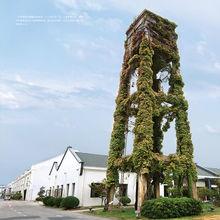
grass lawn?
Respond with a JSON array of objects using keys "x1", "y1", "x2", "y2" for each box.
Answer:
[{"x1": 89, "y1": 207, "x2": 220, "y2": 220}]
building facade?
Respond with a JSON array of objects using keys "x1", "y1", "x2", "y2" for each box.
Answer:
[
  {"x1": 0, "y1": 185, "x2": 5, "y2": 198},
  {"x1": 196, "y1": 165, "x2": 220, "y2": 189},
  {"x1": 8, "y1": 154, "x2": 63, "y2": 201},
  {"x1": 48, "y1": 147, "x2": 139, "y2": 207},
  {"x1": 7, "y1": 147, "x2": 220, "y2": 206}
]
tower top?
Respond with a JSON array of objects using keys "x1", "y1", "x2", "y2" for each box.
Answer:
[
  {"x1": 126, "y1": 9, "x2": 177, "y2": 36},
  {"x1": 126, "y1": 9, "x2": 177, "y2": 58}
]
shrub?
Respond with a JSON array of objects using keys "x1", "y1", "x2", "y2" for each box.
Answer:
[
  {"x1": 43, "y1": 196, "x2": 53, "y2": 206},
  {"x1": 213, "y1": 193, "x2": 220, "y2": 207},
  {"x1": 214, "y1": 200, "x2": 220, "y2": 207},
  {"x1": 36, "y1": 186, "x2": 45, "y2": 201},
  {"x1": 60, "y1": 196, "x2": 79, "y2": 209},
  {"x1": 11, "y1": 192, "x2": 22, "y2": 200},
  {"x1": 35, "y1": 197, "x2": 43, "y2": 201},
  {"x1": 198, "y1": 188, "x2": 214, "y2": 200},
  {"x1": 47, "y1": 197, "x2": 56, "y2": 206},
  {"x1": 54, "y1": 197, "x2": 64, "y2": 207},
  {"x1": 37, "y1": 186, "x2": 45, "y2": 198},
  {"x1": 119, "y1": 196, "x2": 131, "y2": 206},
  {"x1": 141, "y1": 197, "x2": 202, "y2": 219},
  {"x1": 202, "y1": 202, "x2": 215, "y2": 212}
]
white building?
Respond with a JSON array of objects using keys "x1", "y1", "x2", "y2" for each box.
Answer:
[
  {"x1": 0, "y1": 185, "x2": 5, "y2": 198},
  {"x1": 9, "y1": 169, "x2": 31, "y2": 200},
  {"x1": 8, "y1": 154, "x2": 63, "y2": 201},
  {"x1": 48, "y1": 147, "x2": 138, "y2": 207},
  {"x1": 7, "y1": 147, "x2": 141, "y2": 206},
  {"x1": 7, "y1": 146, "x2": 219, "y2": 206},
  {"x1": 196, "y1": 165, "x2": 220, "y2": 189}
]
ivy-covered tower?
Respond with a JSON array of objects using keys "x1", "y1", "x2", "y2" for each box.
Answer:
[{"x1": 106, "y1": 10, "x2": 197, "y2": 210}]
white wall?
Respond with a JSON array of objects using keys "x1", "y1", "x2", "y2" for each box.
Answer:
[
  {"x1": 47, "y1": 149, "x2": 138, "y2": 207},
  {"x1": 10, "y1": 170, "x2": 31, "y2": 200},
  {"x1": 118, "y1": 172, "x2": 137, "y2": 204},
  {"x1": 81, "y1": 167, "x2": 106, "y2": 207},
  {"x1": 30, "y1": 154, "x2": 63, "y2": 200},
  {"x1": 9, "y1": 154, "x2": 63, "y2": 201},
  {"x1": 79, "y1": 168, "x2": 138, "y2": 207},
  {"x1": 49, "y1": 149, "x2": 82, "y2": 201}
]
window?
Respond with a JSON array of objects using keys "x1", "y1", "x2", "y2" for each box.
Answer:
[
  {"x1": 66, "y1": 184, "x2": 70, "y2": 196},
  {"x1": 164, "y1": 185, "x2": 169, "y2": 197},
  {"x1": 72, "y1": 183, "x2": 75, "y2": 196},
  {"x1": 52, "y1": 186, "x2": 55, "y2": 196},
  {"x1": 119, "y1": 184, "x2": 128, "y2": 197},
  {"x1": 60, "y1": 185, "x2": 63, "y2": 197},
  {"x1": 130, "y1": 69, "x2": 138, "y2": 95},
  {"x1": 90, "y1": 183, "x2": 101, "y2": 198}
]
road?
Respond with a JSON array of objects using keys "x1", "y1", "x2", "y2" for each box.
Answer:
[{"x1": 0, "y1": 200, "x2": 106, "y2": 220}]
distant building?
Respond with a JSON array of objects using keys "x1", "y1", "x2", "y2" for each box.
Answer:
[
  {"x1": 196, "y1": 165, "x2": 220, "y2": 189},
  {"x1": 0, "y1": 185, "x2": 5, "y2": 198},
  {"x1": 7, "y1": 147, "x2": 220, "y2": 206},
  {"x1": 7, "y1": 154, "x2": 63, "y2": 200}
]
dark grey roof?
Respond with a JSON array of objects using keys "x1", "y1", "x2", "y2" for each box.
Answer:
[
  {"x1": 75, "y1": 152, "x2": 108, "y2": 168},
  {"x1": 74, "y1": 149, "x2": 219, "y2": 175},
  {"x1": 205, "y1": 167, "x2": 220, "y2": 176},
  {"x1": 196, "y1": 165, "x2": 219, "y2": 177}
]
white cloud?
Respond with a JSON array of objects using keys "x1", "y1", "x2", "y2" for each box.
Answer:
[
  {"x1": 196, "y1": 41, "x2": 207, "y2": 56},
  {"x1": 54, "y1": 0, "x2": 220, "y2": 26},
  {"x1": 54, "y1": 0, "x2": 105, "y2": 12},
  {"x1": 59, "y1": 36, "x2": 121, "y2": 61},
  {"x1": 54, "y1": 1, "x2": 123, "y2": 31},
  {"x1": 183, "y1": 39, "x2": 220, "y2": 75},
  {"x1": 186, "y1": 82, "x2": 220, "y2": 102},
  {"x1": 214, "y1": 62, "x2": 220, "y2": 71},
  {"x1": 0, "y1": 73, "x2": 113, "y2": 110},
  {"x1": 205, "y1": 125, "x2": 220, "y2": 135},
  {"x1": 0, "y1": 91, "x2": 19, "y2": 109}
]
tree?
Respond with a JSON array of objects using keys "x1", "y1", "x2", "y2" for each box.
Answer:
[
  {"x1": 89, "y1": 179, "x2": 107, "y2": 206},
  {"x1": 37, "y1": 186, "x2": 45, "y2": 199}
]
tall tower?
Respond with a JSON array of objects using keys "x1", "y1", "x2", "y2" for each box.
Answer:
[{"x1": 106, "y1": 10, "x2": 197, "y2": 210}]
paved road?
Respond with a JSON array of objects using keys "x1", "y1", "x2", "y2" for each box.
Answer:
[{"x1": 0, "y1": 200, "x2": 106, "y2": 220}]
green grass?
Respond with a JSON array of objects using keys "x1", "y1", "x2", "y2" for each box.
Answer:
[
  {"x1": 90, "y1": 208, "x2": 140, "y2": 220},
  {"x1": 89, "y1": 206, "x2": 220, "y2": 220}
]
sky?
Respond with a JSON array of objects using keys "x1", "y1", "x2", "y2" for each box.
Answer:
[{"x1": 0, "y1": 0, "x2": 220, "y2": 184}]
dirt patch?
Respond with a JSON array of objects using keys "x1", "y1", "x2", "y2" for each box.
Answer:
[{"x1": 194, "y1": 215, "x2": 220, "y2": 220}]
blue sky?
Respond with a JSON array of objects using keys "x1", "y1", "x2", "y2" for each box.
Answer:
[{"x1": 0, "y1": 0, "x2": 220, "y2": 184}]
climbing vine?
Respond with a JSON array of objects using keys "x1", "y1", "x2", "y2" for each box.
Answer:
[
  {"x1": 132, "y1": 38, "x2": 155, "y2": 173},
  {"x1": 106, "y1": 9, "x2": 197, "y2": 207}
]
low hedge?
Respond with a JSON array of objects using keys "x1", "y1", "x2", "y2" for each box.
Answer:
[
  {"x1": 119, "y1": 196, "x2": 131, "y2": 206},
  {"x1": 43, "y1": 196, "x2": 53, "y2": 206},
  {"x1": 60, "y1": 196, "x2": 79, "y2": 210},
  {"x1": 35, "y1": 197, "x2": 43, "y2": 201},
  {"x1": 54, "y1": 197, "x2": 64, "y2": 207},
  {"x1": 47, "y1": 197, "x2": 56, "y2": 206},
  {"x1": 11, "y1": 192, "x2": 22, "y2": 200},
  {"x1": 141, "y1": 197, "x2": 202, "y2": 219}
]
